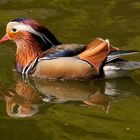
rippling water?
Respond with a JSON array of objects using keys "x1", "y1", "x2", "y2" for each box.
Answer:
[{"x1": 0, "y1": 0, "x2": 140, "y2": 140}]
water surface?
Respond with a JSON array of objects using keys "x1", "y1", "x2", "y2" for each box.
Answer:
[{"x1": 0, "y1": 0, "x2": 140, "y2": 140}]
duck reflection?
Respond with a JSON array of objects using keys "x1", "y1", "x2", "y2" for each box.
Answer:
[
  {"x1": 83, "y1": 90, "x2": 112, "y2": 113},
  {"x1": 33, "y1": 79, "x2": 113, "y2": 114},
  {"x1": 4, "y1": 81, "x2": 42, "y2": 118},
  {"x1": 1, "y1": 75, "x2": 140, "y2": 118}
]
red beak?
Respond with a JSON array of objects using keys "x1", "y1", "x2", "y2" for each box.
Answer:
[{"x1": 0, "y1": 34, "x2": 10, "y2": 44}]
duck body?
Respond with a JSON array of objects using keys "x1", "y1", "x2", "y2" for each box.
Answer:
[
  {"x1": 22, "y1": 42, "x2": 140, "y2": 79},
  {"x1": 31, "y1": 55, "x2": 95, "y2": 79},
  {"x1": 0, "y1": 17, "x2": 140, "y2": 79}
]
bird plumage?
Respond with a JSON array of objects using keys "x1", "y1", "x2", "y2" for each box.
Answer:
[
  {"x1": 12, "y1": 18, "x2": 61, "y2": 48},
  {"x1": 0, "y1": 17, "x2": 140, "y2": 79}
]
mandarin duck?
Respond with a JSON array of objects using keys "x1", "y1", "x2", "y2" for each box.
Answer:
[{"x1": 0, "y1": 18, "x2": 140, "y2": 79}]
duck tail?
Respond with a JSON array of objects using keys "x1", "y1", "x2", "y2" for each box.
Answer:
[
  {"x1": 103, "y1": 61, "x2": 140, "y2": 79},
  {"x1": 122, "y1": 61, "x2": 140, "y2": 70},
  {"x1": 79, "y1": 38, "x2": 118, "y2": 74}
]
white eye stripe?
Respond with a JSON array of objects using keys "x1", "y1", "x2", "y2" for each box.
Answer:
[{"x1": 8, "y1": 22, "x2": 54, "y2": 45}]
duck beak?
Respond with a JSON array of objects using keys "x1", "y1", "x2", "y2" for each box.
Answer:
[{"x1": 0, "y1": 34, "x2": 10, "y2": 44}]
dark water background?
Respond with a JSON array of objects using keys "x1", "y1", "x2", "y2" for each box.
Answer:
[{"x1": 0, "y1": 0, "x2": 140, "y2": 140}]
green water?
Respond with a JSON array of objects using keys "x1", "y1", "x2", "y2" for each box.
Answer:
[{"x1": 0, "y1": 0, "x2": 140, "y2": 139}]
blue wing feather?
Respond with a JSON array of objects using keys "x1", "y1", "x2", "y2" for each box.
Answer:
[{"x1": 41, "y1": 44, "x2": 86, "y2": 58}]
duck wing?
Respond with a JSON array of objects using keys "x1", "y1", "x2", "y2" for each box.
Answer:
[
  {"x1": 41, "y1": 44, "x2": 86, "y2": 58},
  {"x1": 106, "y1": 50, "x2": 139, "y2": 63}
]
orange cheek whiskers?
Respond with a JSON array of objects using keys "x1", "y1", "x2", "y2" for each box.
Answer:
[{"x1": 15, "y1": 32, "x2": 42, "y2": 72}]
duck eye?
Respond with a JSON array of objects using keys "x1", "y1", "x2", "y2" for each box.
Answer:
[{"x1": 12, "y1": 28, "x2": 17, "y2": 32}]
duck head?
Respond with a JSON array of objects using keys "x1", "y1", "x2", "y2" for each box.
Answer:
[{"x1": 0, "y1": 18, "x2": 61, "y2": 72}]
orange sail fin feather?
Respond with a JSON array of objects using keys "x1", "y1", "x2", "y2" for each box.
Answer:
[{"x1": 79, "y1": 38, "x2": 118, "y2": 74}]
